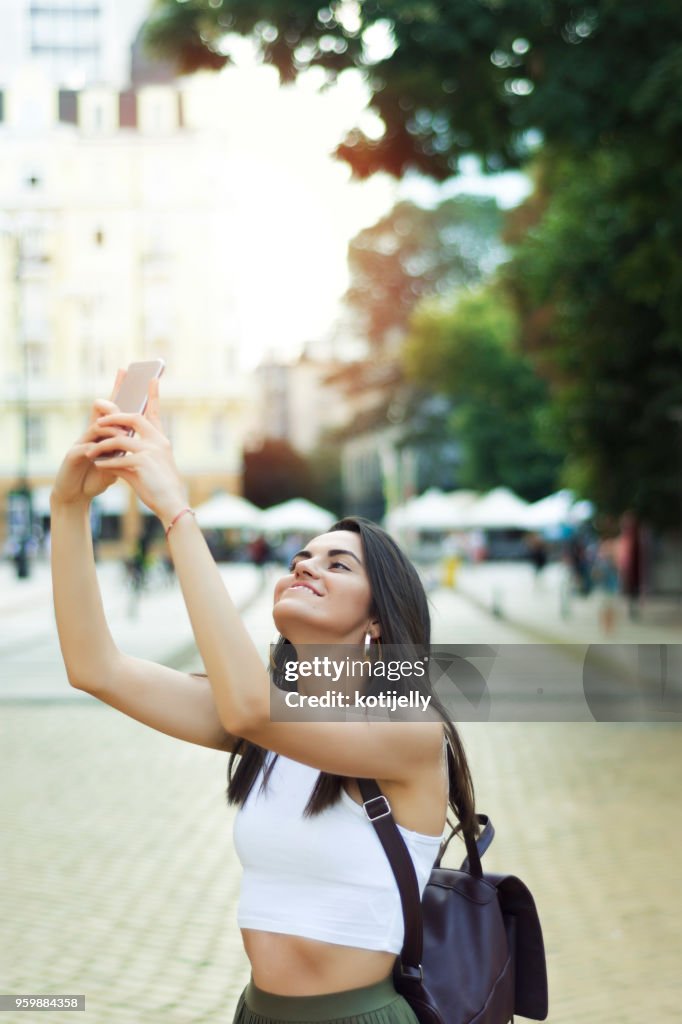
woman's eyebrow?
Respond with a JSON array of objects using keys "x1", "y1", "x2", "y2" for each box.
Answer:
[
  {"x1": 328, "y1": 547, "x2": 363, "y2": 566},
  {"x1": 290, "y1": 548, "x2": 363, "y2": 566}
]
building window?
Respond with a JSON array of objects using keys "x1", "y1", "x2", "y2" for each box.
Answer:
[
  {"x1": 25, "y1": 342, "x2": 49, "y2": 378},
  {"x1": 79, "y1": 90, "x2": 117, "y2": 134},
  {"x1": 210, "y1": 415, "x2": 225, "y2": 452},
  {"x1": 21, "y1": 226, "x2": 49, "y2": 263},
  {"x1": 27, "y1": 414, "x2": 46, "y2": 455},
  {"x1": 139, "y1": 88, "x2": 178, "y2": 135},
  {"x1": 30, "y1": 4, "x2": 102, "y2": 55},
  {"x1": 58, "y1": 89, "x2": 78, "y2": 124},
  {"x1": 119, "y1": 90, "x2": 137, "y2": 129}
]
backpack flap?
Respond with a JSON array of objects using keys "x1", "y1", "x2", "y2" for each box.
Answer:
[
  {"x1": 484, "y1": 872, "x2": 549, "y2": 1021},
  {"x1": 422, "y1": 867, "x2": 514, "y2": 1024}
]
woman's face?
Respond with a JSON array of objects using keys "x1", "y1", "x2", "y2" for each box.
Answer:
[{"x1": 272, "y1": 530, "x2": 379, "y2": 645}]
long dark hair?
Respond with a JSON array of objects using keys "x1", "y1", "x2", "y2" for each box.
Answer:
[{"x1": 225, "y1": 516, "x2": 480, "y2": 844}]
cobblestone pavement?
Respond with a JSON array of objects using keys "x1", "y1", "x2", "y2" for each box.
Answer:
[
  {"x1": 1, "y1": 571, "x2": 681, "y2": 1023},
  {"x1": 0, "y1": 560, "x2": 263, "y2": 701}
]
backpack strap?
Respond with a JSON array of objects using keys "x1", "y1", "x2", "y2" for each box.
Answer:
[
  {"x1": 357, "y1": 779, "x2": 495, "y2": 978},
  {"x1": 459, "y1": 814, "x2": 495, "y2": 876},
  {"x1": 357, "y1": 778, "x2": 424, "y2": 978}
]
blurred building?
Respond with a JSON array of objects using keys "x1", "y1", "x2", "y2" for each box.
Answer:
[
  {"x1": 252, "y1": 344, "x2": 432, "y2": 521},
  {"x1": 0, "y1": 69, "x2": 257, "y2": 552},
  {"x1": 254, "y1": 346, "x2": 349, "y2": 455},
  {"x1": 326, "y1": 360, "x2": 416, "y2": 521},
  {"x1": 0, "y1": 0, "x2": 150, "y2": 90}
]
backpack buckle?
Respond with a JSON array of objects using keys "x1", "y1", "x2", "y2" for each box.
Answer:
[
  {"x1": 362, "y1": 794, "x2": 392, "y2": 821},
  {"x1": 397, "y1": 962, "x2": 424, "y2": 982}
]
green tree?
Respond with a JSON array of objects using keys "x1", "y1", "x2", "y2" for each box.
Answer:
[
  {"x1": 340, "y1": 194, "x2": 506, "y2": 497},
  {"x1": 306, "y1": 439, "x2": 343, "y2": 517},
  {"x1": 146, "y1": 0, "x2": 682, "y2": 523},
  {"x1": 145, "y1": 1, "x2": 682, "y2": 178},
  {"x1": 505, "y1": 152, "x2": 682, "y2": 526},
  {"x1": 242, "y1": 438, "x2": 311, "y2": 507},
  {"x1": 403, "y1": 288, "x2": 563, "y2": 500},
  {"x1": 347, "y1": 195, "x2": 504, "y2": 349}
]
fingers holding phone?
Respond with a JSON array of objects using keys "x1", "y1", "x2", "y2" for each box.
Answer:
[
  {"x1": 96, "y1": 359, "x2": 165, "y2": 460},
  {"x1": 51, "y1": 360, "x2": 166, "y2": 508},
  {"x1": 86, "y1": 360, "x2": 187, "y2": 521}
]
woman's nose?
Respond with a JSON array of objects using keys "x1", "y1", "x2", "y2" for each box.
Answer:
[{"x1": 294, "y1": 557, "x2": 319, "y2": 578}]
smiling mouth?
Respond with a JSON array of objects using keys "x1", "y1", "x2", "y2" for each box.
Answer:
[{"x1": 288, "y1": 585, "x2": 322, "y2": 597}]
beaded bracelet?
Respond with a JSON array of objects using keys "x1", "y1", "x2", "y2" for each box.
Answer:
[{"x1": 165, "y1": 507, "x2": 195, "y2": 539}]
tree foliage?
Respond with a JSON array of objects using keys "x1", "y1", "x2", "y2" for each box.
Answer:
[
  {"x1": 145, "y1": 1, "x2": 682, "y2": 178},
  {"x1": 403, "y1": 288, "x2": 563, "y2": 500},
  {"x1": 242, "y1": 438, "x2": 311, "y2": 508},
  {"x1": 505, "y1": 152, "x2": 682, "y2": 525},
  {"x1": 347, "y1": 195, "x2": 503, "y2": 348},
  {"x1": 147, "y1": 0, "x2": 682, "y2": 524}
]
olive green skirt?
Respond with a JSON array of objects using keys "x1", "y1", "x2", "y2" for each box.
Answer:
[{"x1": 232, "y1": 976, "x2": 420, "y2": 1024}]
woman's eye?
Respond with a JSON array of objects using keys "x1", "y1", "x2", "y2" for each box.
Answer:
[{"x1": 330, "y1": 561, "x2": 350, "y2": 570}]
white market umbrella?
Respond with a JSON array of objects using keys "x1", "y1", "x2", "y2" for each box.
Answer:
[
  {"x1": 523, "y1": 489, "x2": 576, "y2": 529},
  {"x1": 194, "y1": 492, "x2": 263, "y2": 530},
  {"x1": 464, "y1": 487, "x2": 530, "y2": 529},
  {"x1": 568, "y1": 498, "x2": 595, "y2": 523},
  {"x1": 386, "y1": 489, "x2": 479, "y2": 533},
  {"x1": 401, "y1": 489, "x2": 457, "y2": 530},
  {"x1": 260, "y1": 498, "x2": 336, "y2": 534}
]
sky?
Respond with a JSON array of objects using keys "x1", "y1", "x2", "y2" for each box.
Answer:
[{"x1": 183, "y1": 37, "x2": 531, "y2": 368}]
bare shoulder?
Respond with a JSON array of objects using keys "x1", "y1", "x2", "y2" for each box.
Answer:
[{"x1": 376, "y1": 722, "x2": 447, "y2": 836}]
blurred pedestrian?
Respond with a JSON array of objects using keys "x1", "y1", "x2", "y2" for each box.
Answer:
[
  {"x1": 468, "y1": 528, "x2": 487, "y2": 563},
  {"x1": 566, "y1": 531, "x2": 591, "y2": 596},
  {"x1": 12, "y1": 536, "x2": 30, "y2": 579},
  {"x1": 618, "y1": 511, "x2": 642, "y2": 620},
  {"x1": 125, "y1": 533, "x2": 150, "y2": 617},
  {"x1": 248, "y1": 534, "x2": 271, "y2": 577},
  {"x1": 593, "y1": 537, "x2": 620, "y2": 635},
  {"x1": 526, "y1": 533, "x2": 548, "y2": 586}
]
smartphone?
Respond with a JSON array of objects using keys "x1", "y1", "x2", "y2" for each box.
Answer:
[{"x1": 98, "y1": 358, "x2": 165, "y2": 459}]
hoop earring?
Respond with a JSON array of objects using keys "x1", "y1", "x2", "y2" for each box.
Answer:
[{"x1": 364, "y1": 631, "x2": 372, "y2": 659}]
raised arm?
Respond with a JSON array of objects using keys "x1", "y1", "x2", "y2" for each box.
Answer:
[
  {"x1": 88, "y1": 380, "x2": 443, "y2": 782},
  {"x1": 49, "y1": 383, "x2": 237, "y2": 752}
]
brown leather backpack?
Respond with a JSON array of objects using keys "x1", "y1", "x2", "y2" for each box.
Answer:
[{"x1": 358, "y1": 780, "x2": 549, "y2": 1024}]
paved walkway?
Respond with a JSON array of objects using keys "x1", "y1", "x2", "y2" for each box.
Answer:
[
  {"x1": 0, "y1": 559, "x2": 265, "y2": 701},
  {"x1": 450, "y1": 559, "x2": 682, "y2": 644},
  {"x1": 0, "y1": 561, "x2": 680, "y2": 1023}
]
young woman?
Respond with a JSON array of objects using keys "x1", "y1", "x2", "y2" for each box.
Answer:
[{"x1": 50, "y1": 373, "x2": 479, "y2": 1024}]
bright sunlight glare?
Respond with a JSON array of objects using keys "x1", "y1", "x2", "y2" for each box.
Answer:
[
  {"x1": 181, "y1": 40, "x2": 397, "y2": 368},
  {"x1": 180, "y1": 35, "x2": 530, "y2": 369}
]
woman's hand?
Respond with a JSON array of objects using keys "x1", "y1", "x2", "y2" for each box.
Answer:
[
  {"x1": 86, "y1": 377, "x2": 189, "y2": 528},
  {"x1": 51, "y1": 369, "x2": 130, "y2": 508}
]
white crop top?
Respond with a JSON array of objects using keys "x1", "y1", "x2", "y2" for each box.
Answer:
[{"x1": 232, "y1": 751, "x2": 445, "y2": 954}]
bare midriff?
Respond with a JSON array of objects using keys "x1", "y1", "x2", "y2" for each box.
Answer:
[
  {"x1": 241, "y1": 929, "x2": 396, "y2": 995},
  {"x1": 238, "y1": 757, "x2": 448, "y2": 996}
]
